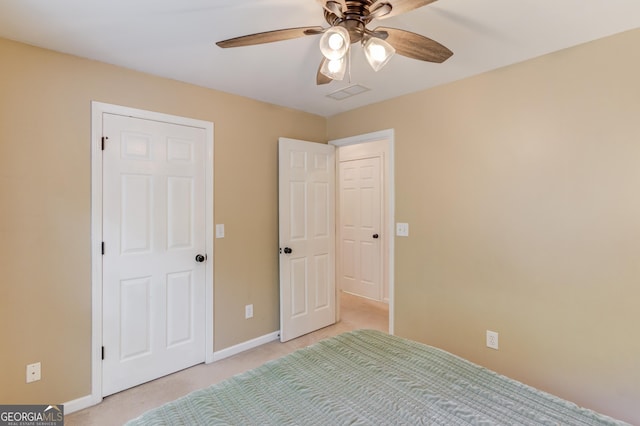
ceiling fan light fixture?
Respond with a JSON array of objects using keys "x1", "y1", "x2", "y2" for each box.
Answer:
[
  {"x1": 215, "y1": 1, "x2": 453, "y2": 86},
  {"x1": 363, "y1": 37, "x2": 395, "y2": 72},
  {"x1": 320, "y1": 57, "x2": 347, "y2": 80},
  {"x1": 319, "y1": 26, "x2": 350, "y2": 60}
]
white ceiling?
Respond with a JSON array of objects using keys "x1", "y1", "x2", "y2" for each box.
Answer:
[{"x1": 1, "y1": 0, "x2": 639, "y2": 117}]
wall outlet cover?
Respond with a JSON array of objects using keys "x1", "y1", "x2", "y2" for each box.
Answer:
[
  {"x1": 26, "y1": 362, "x2": 41, "y2": 383},
  {"x1": 486, "y1": 330, "x2": 499, "y2": 350}
]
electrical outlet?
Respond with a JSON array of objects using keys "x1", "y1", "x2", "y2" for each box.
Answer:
[
  {"x1": 26, "y1": 362, "x2": 41, "y2": 383},
  {"x1": 486, "y1": 330, "x2": 499, "y2": 350},
  {"x1": 245, "y1": 304, "x2": 253, "y2": 319}
]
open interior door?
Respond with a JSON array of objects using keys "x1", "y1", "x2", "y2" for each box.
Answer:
[{"x1": 278, "y1": 138, "x2": 336, "y2": 342}]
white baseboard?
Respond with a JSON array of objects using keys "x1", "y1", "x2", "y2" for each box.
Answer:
[
  {"x1": 63, "y1": 332, "x2": 280, "y2": 414},
  {"x1": 212, "y1": 331, "x2": 280, "y2": 362},
  {"x1": 63, "y1": 393, "x2": 101, "y2": 415}
]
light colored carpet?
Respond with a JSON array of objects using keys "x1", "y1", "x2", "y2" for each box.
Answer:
[{"x1": 66, "y1": 292, "x2": 388, "y2": 426}]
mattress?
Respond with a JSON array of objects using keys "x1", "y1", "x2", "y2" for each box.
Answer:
[{"x1": 126, "y1": 329, "x2": 627, "y2": 425}]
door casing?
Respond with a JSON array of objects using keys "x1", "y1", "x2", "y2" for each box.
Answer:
[
  {"x1": 90, "y1": 101, "x2": 214, "y2": 405},
  {"x1": 330, "y1": 129, "x2": 394, "y2": 334}
]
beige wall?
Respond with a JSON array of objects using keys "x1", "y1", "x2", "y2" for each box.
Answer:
[
  {"x1": 328, "y1": 28, "x2": 640, "y2": 424},
  {"x1": 0, "y1": 38, "x2": 325, "y2": 404},
  {"x1": 3, "y1": 26, "x2": 639, "y2": 423}
]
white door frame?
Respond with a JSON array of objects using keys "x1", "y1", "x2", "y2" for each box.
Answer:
[
  {"x1": 330, "y1": 129, "x2": 395, "y2": 334},
  {"x1": 90, "y1": 101, "x2": 215, "y2": 405}
]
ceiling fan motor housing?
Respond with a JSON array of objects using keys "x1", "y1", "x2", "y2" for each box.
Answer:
[{"x1": 324, "y1": 0, "x2": 378, "y2": 44}]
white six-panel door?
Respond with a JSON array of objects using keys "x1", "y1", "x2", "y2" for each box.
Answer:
[
  {"x1": 338, "y1": 157, "x2": 383, "y2": 300},
  {"x1": 102, "y1": 113, "x2": 207, "y2": 396},
  {"x1": 278, "y1": 138, "x2": 336, "y2": 342}
]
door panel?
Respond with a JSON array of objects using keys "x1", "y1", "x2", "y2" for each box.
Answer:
[
  {"x1": 167, "y1": 177, "x2": 194, "y2": 249},
  {"x1": 120, "y1": 276, "x2": 151, "y2": 359},
  {"x1": 102, "y1": 113, "x2": 207, "y2": 396},
  {"x1": 166, "y1": 271, "x2": 193, "y2": 347},
  {"x1": 279, "y1": 138, "x2": 335, "y2": 342},
  {"x1": 121, "y1": 174, "x2": 152, "y2": 253}
]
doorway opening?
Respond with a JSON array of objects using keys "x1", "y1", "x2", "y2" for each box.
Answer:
[{"x1": 330, "y1": 129, "x2": 394, "y2": 334}]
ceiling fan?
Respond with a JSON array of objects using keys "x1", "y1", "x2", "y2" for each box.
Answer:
[{"x1": 216, "y1": 0, "x2": 453, "y2": 85}]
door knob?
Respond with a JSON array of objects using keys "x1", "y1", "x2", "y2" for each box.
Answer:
[
  {"x1": 373, "y1": 234, "x2": 379, "y2": 239},
  {"x1": 283, "y1": 247, "x2": 293, "y2": 254},
  {"x1": 195, "y1": 254, "x2": 206, "y2": 263}
]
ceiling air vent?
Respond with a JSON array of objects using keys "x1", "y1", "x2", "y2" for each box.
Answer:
[{"x1": 326, "y1": 84, "x2": 370, "y2": 101}]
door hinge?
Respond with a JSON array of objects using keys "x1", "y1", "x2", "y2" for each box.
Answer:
[
  {"x1": 101, "y1": 242, "x2": 105, "y2": 255},
  {"x1": 101, "y1": 346, "x2": 105, "y2": 360},
  {"x1": 101, "y1": 136, "x2": 108, "y2": 150}
]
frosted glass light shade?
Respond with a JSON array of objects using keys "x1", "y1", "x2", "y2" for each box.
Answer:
[
  {"x1": 319, "y1": 26, "x2": 350, "y2": 60},
  {"x1": 320, "y1": 57, "x2": 347, "y2": 80},
  {"x1": 364, "y1": 37, "x2": 395, "y2": 72}
]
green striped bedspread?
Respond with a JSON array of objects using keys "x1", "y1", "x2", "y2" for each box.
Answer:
[{"x1": 126, "y1": 329, "x2": 627, "y2": 425}]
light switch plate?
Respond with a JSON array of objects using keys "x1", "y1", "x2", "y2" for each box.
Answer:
[
  {"x1": 396, "y1": 223, "x2": 409, "y2": 237},
  {"x1": 215, "y1": 224, "x2": 225, "y2": 238}
]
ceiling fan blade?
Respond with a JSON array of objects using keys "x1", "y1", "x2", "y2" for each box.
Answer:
[
  {"x1": 317, "y1": 59, "x2": 333, "y2": 85},
  {"x1": 371, "y1": 0, "x2": 438, "y2": 20},
  {"x1": 316, "y1": 0, "x2": 345, "y2": 16},
  {"x1": 369, "y1": 2, "x2": 393, "y2": 18},
  {"x1": 216, "y1": 26, "x2": 324, "y2": 48},
  {"x1": 375, "y1": 26, "x2": 452, "y2": 63}
]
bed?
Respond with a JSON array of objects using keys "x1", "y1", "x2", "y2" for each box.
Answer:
[{"x1": 126, "y1": 329, "x2": 627, "y2": 425}]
